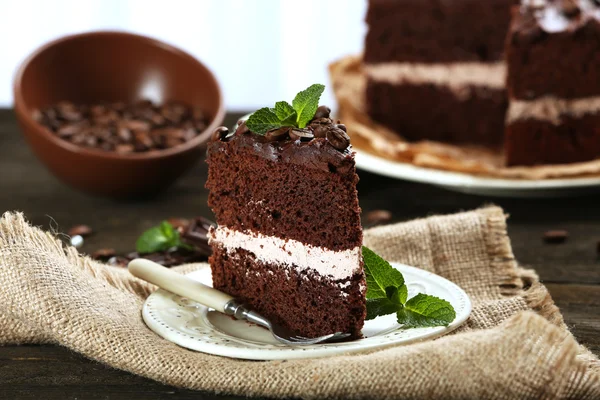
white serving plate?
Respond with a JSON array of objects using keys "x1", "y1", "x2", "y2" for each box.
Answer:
[
  {"x1": 354, "y1": 149, "x2": 600, "y2": 198},
  {"x1": 142, "y1": 263, "x2": 471, "y2": 360}
]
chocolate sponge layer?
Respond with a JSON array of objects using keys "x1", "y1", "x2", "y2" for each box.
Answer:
[
  {"x1": 206, "y1": 141, "x2": 362, "y2": 252},
  {"x1": 210, "y1": 245, "x2": 366, "y2": 339},
  {"x1": 366, "y1": 80, "x2": 507, "y2": 146}
]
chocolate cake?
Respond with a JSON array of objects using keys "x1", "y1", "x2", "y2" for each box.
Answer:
[
  {"x1": 206, "y1": 109, "x2": 366, "y2": 339},
  {"x1": 363, "y1": 0, "x2": 518, "y2": 146},
  {"x1": 505, "y1": 0, "x2": 600, "y2": 166}
]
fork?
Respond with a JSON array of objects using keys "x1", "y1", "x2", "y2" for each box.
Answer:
[{"x1": 128, "y1": 259, "x2": 350, "y2": 345}]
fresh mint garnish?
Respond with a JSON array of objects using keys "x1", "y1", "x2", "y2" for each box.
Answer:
[
  {"x1": 363, "y1": 246, "x2": 456, "y2": 328},
  {"x1": 363, "y1": 246, "x2": 405, "y2": 299},
  {"x1": 274, "y1": 101, "x2": 297, "y2": 126},
  {"x1": 292, "y1": 84, "x2": 325, "y2": 128},
  {"x1": 245, "y1": 84, "x2": 325, "y2": 134},
  {"x1": 396, "y1": 294, "x2": 456, "y2": 328},
  {"x1": 136, "y1": 221, "x2": 192, "y2": 254},
  {"x1": 245, "y1": 107, "x2": 282, "y2": 134}
]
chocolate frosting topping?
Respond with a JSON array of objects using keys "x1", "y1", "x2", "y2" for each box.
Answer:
[{"x1": 207, "y1": 106, "x2": 355, "y2": 173}]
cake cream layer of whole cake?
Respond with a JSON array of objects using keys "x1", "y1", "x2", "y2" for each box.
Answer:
[
  {"x1": 363, "y1": 0, "x2": 519, "y2": 147},
  {"x1": 206, "y1": 112, "x2": 366, "y2": 339},
  {"x1": 505, "y1": 0, "x2": 600, "y2": 165}
]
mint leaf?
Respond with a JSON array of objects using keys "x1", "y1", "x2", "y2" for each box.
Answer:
[
  {"x1": 386, "y1": 285, "x2": 407, "y2": 306},
  {"x1": 362, "y1": 246, "x2": 405, "y2": 299},
  {"x1": 396, "y1": 293, "x2": 456, "y2": 328},
  {"x1": 274, "y1": 101, "x2": 297, "y2": 126},
  {"x1": 292, "y1": 84, "x2": 325, "y2": 128},
  {"x1": 366, "y1": 298, "x2": 399, "y2": 320},
  {"x1": 246, "y1": 107, "x2": 282, "y2": 134},
  {"x1": 366, "y1": 285, "x2": 408, "y2": 320},
  {"x1": 136, "y1": 221, "x2": 191, "y2": 254}
]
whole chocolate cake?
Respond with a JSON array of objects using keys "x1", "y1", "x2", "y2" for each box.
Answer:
[
  {"x1": 206, "y1": 107, "x2": 366, "y2": 339},
  {"x1": 364, "y1": 0, "x2": 519, "y2": 146},
  {"x1": 505, "y1": 0, "x2": 600, "y2": 166}
]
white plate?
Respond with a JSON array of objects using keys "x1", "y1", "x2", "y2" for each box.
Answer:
[
  {"x1": 354, "y1": 150, "x2": 600, "y2": 198},
  {"x1": 142, "y1": 263, "x2": 471, "y2": 360}
]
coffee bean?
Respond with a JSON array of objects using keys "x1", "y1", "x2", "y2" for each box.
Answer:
[
  {"x1": 236, "y1": 120, "x2": 250, "y2": 135},
  {"x1": 265, "y1": 127, "x2": 290, "y2": 141},
  {"x1": 134, "y1": 131, "x2": 153, "y2": 150},
  {"x1": 308, "y1": 117, "x2": 334, "y2": 138},
  {"x1": 124, "y1": 120, "x2": 151, "y2": 132},
  {"x1": 167, "y1": 218, "x2": 190, "y2": 232},
  {"x1": 35, "y1": 99, "x2": 209, "y2": 153},
  {"x1": 326, "y1": 126, "x2": 351, "y2": 150},
  {"x1": 365, "y1": 210, "x2": 392, "y2": 227},
  {"x1": 314, "y1": 105, "x2": 331, "y2": 119},
  {"x1": 337, "y1": 124, "x2": 347, "y2": 132},
  {"x1": 212, "y1": 126, "x2": 229, "y2": 141},
  {"x1": 117, "y1": 125, "x2": 132, "y2": 142},
  {"x1": 92, "y1": 248, "x2": 116, "y2": 261},
  {"x1": 68, "y1": 224, "x2": 93, "y2": 237},
  {"x1": 57, "y1": 123, "x2": 83, "y2": 138},
  {"x1": 289, "y1": 128, "x2": 314, "y2": 141},
  {"x1": 543, "y1": 230, "x2": 568, "y2": 244},
  {"x1": 115, "y1": 144, "x2": 135, "y2": 154}
]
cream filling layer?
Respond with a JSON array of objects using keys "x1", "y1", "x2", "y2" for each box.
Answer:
[
  {"x1": 363, "y1": 61, "x2": 506, "y2": 89},
  {"x1": 507, "y1": 96, "x2": 600, "y2": 125},
  {"x1": 209, "y1": 226, "x2": 361, "y2": 281}
]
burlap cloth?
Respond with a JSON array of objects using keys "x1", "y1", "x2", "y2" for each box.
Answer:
[
  {"x1": 1, "y1": 207, "x2": 599, "y2": 399},
  {"x1": 330, "y1": 55, "x2": 600, "y2": 180}
]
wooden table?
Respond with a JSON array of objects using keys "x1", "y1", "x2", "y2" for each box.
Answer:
[{"x1": 1, "y1": 109, "x2": 598, "y2": 399}]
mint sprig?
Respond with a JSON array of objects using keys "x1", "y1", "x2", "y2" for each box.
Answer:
[
  {"x1": 246, "y1": 84, "x2": 325, "y2": 134},
  {"x1": 396, "y1": 294, "x2": 456, "y2": 328},
  {"x1": 363, "y1": 246, "x2": 456, "y2": 328},
  {"x1": 136, "y1": 221, "x2": 192, "y2": 254},
  {"x1": 292, "y1": 84, "x2": 325, "y2": 128}
]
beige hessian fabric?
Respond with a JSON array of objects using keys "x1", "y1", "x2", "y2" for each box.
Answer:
[{"x1": 0, "y1": 207, "x2": 598, "y2": 399}]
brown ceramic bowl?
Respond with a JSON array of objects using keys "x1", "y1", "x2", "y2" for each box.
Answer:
[{"x1": 13, "y1": 31, "x2": 225, "y2": 198}]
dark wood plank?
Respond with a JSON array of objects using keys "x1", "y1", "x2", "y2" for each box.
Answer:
[{"x1": 0, "y1": 109, "x2": 598, "y2": 399}]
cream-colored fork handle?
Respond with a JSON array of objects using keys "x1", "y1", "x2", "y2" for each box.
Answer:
[{"x1": 128, "y1": 258, "x2": 233, "y2": 313}]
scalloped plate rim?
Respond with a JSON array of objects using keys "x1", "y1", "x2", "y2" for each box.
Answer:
[{"x1": 142, "y1": 263, "x2": 472, "y2": 360}]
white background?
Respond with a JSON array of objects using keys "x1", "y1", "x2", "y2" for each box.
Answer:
[{"x1": 0, "y1": 0, "x2": 367, "y2": 111}]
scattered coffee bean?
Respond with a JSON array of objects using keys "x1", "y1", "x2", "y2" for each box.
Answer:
[
  {"x1": 326, "y1": 126, "x2": 351, "y2": 150},
  {"x1": 167, "y1": 218, "x2": 190, "y2": 233},
  {"x1": 34, "y1": 99, "x2": 209, "y2": 153},
  {"x1": 102, "y1": 216, "x2": 214, "y2": 267},
  {"x1": 543, "y1": 230, "x2": 568, "y2": 244},
  {"x1": 212, "y1": 126, "x2": 229, "y2": 141},
  {"x1": 314, "y1": 105, "x2": 331, "y2": 119},
  {"x1": 92, "y1": 248, "x2": 116, "y2": 260},
  {"x1": 68, "y1": 224, "x2": 93, "y2": 237},
  {"x1": 289, "y1": 128, "x2": 314, "y2": 141},
  {"x1": 365, "y1": 210, "x2": 393, "y2": 227}
]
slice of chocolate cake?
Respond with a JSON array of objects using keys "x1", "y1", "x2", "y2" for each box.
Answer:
[
  {"x1": 364, "y1": 0, "x2": 518, "y2": 146},
  {"x1": 505, "y1": 0, "x2": 600, "y2": 166},
  {"x1": 206, "y1": 99, "x2": 366, "y2": 339}
]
